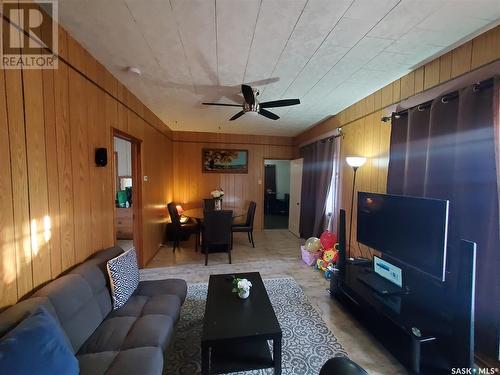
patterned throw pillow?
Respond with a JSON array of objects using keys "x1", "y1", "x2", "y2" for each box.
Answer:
[{"x1": 107, "y1": 248, "x2": 139, "y2": 309}]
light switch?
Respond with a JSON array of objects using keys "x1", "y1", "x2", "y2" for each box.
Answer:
[
  {"x1": 258, "y1": 179, "x2": 262, "y2": 185},
  {"x1": 143, "y1": 176, "x2": 148, "y2": 182}
]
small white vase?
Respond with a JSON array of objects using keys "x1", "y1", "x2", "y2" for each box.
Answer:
[
  {"x1": 238, "y1": 289, "x2": 250, "y2": 299},
  {"x1": 214, "y1": 199, "x2": 222, "y2": 210}
]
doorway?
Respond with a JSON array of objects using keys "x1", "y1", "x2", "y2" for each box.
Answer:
[
  {"x1": 264, "y1": 160, "x2": 290, "y2": 229},
  {"x1": 113, "y1": 131, "x2": 143, "y2": 265}
]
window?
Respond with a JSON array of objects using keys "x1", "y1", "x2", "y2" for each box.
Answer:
[{"x1": 325, "y1": 143, "x2": 340, "y2": 232}]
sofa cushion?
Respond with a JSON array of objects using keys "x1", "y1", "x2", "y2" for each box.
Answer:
[
  {"x1": 79, "y1": 313, "x2": 174, "y2": 354},
  {"x1": 77, "y1": 347, "x2": 163, "y2": 375},
  {"x1": 107, "y1": 249, "x2": 140, "y2": 309},
  {"x1": 135, "y1": 279, "x2": 187, "y2": 303},
  {"x1": 79, "y1": 317, "x2": 136, "y2": 353},
  {"x1": 108, "y1": 294, "x2": 181, "y2": 321},
  {"x1": 90, "y1": 246, "x2": 124, "y2": 261},
  {"x1": 77, "y1": 351, "x2": 118, "y2": 375},
  {"x1": 0, "y1": 297, "x2": 60, "y2": 339},
  {"x1": 122, "y1": 314, "x2": 174, "y2": 351},
  {"x1": 0, "y1": 307, "x2": 79, "y2": 375},
  {"x1": 105, "y1": 347, "x2": 164, "y2": 375},
  {"x1": 34, "y1": 274, "x2": 105, "y2": 353},
  {"x1": 69, "y1": 258, "x2": 113, "y2": 318}
]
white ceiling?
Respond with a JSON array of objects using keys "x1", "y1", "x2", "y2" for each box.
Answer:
[{"x1": 52, "y1": 0, "x2": 500, "y2": 136}]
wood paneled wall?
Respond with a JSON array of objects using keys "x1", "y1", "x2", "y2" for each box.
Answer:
[
  {"x1": 171, "y1": 132, "x2": 295, "y2": 231},
  {"x1": 294, "y1": 25, "x2": 500, "y2": 257},
  {"x1": 0, "y1": 14, "x2": 174, "y2": 308}
]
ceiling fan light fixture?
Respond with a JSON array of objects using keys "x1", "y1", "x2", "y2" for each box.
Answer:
[
  {"x1": 127, "y1": 66, "x2": 142, "y2": 75},
  {"x1": 202, "y1": 84, "x2": 299, "y2": 121}
]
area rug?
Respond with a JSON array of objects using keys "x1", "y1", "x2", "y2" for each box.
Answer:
[{"x1": 164, "y1": 277, "x2": 348, "y2": 375}]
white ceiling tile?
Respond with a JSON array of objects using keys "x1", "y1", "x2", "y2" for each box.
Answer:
[
  {"x1": 170, "y1": 0, "x2": 218, "y2": 86},
  {"x1": 368, "y1": 0, "x2": 444, "y2": 39},
  {"x1": 416, "y1": 3, "x2": 496, "y2": 33},
  {"x1": 343, "y1": 36, "x2": 394, "y2": 63},
  {"x1": 364, "y1": 51, "x2": 414, "y2": 71},
  {"x1": 258, "y1": 0, "x2": 352, "y2": 100},
  {"x1": 216, "y1": 0, "x2": 261, "y2": 86},
  {"x1": 344, "y1": 0, "x2": 400, "y2": 21},
  {"x1": 243, "y1": 0, "x2": 307, "y2": 85},
  {"x1": 284, "y1": 44, "x2": 350, "y2": 98},
  {"x1": 436, "y1": 0, "x2": 500, "y2": 22},
  {"x1": 327, "y1": 17, "x2": 378, "y2": 48},
  {"x1": 48, "y1": 0, "x2": 499, "y2": 136},
  {"x1": 125, "y1": 0, "x2": 191, "y2": 84}
]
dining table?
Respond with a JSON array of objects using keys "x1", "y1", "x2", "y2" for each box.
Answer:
[
  {"x1": 182, "y1": 207, "x2": 247, "y2": 251},
  {"x1": 182, "y1": 207, "x2": 246, "y2": 220}
]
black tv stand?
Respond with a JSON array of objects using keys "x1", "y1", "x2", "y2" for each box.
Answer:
[
  {"x1": 333, "y1": 209, "x2": 475, "y2": 374},
  {"x1": 347, "y1": 257, "x2": 371, "y2": 266},
  {"x1": 356, "y1": 271, "x2": 406, "y2": 296},
  {"x1": 334, "y1": 263, "x2": 450, "y2": 374}
]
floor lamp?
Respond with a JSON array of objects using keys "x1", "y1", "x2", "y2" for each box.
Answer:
[{"x1": 346, "y1": 156, "x2": 366, "y2": 261}]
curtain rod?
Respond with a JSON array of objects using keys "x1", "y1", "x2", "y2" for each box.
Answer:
[
  {"x1": 314, "y1": 129, "x2": 343, "y2": 144},
  {"x1": 299, "y1": 128, "x2": 343, "y2": 149},
  {"x1": 386, "y1": 78, "x2": 494, "y2": 120}
]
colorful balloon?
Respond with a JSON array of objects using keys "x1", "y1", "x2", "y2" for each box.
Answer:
[
  {"x1": 320, "y1": 231, "x2": 337, "y2": 250},
  {"x1": 304, "y1": 237, "x2": 322, "y2": 253}
]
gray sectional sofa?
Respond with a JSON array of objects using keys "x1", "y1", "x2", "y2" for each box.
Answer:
[{"x1": 0, "y1": 246, "x2": 187, "y2": 375}]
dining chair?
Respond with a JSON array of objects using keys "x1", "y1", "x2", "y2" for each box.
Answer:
[
  {"x1": 232, "y1": 201, "x2": 256, "y2": 247},
  {"x1": 203, "y1": 198, "x2": 215, "y2": 211},
  {"x1": 202, "y1": 210, "x2": 233, "y2": 266},
  {"x1": 167, "y1": 202, "x2": 200, "y2": 252}
]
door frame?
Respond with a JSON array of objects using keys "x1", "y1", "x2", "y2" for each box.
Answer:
[
  {"x1": 288, "y1": 158, "x2": 303, "y2": 238},
  {"x1": 112, "y1": 129, "x2": 144, "y2": 267},
  {"x1": 262, "y1": 158, "x2": 292, "y2": 230}
]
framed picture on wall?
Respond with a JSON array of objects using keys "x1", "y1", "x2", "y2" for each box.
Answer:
[{"x1": 202, "y1": 148, "x2": 248, "y2": 174}]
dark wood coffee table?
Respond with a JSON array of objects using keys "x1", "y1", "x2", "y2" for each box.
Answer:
[{"x1": 201, "y1": 272, "x2": 282, "y2": 375}]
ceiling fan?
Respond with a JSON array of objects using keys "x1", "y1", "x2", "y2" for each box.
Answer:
[{"x1": 202, "y1": 84, "x2": 300, "y2": 121}]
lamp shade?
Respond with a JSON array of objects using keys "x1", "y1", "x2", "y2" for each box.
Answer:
[{"x1": 346, "y1": 156, "x2": 366, "y2": 168}]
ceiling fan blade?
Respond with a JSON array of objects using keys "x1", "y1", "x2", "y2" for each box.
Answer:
[
  {"x1": 229, "y1": 111, "x2": 245, "y2": 121},
  {"x1": 202, "y1": 102, "x2": 242, "y2": 107},
  {"x1": 241, "y1": 84, "x2": 255, "y2": 105},
  {"x1": 259, "y1": 108, "x2": 279, "y2": 120},
  {"x1": 259, "y1": 98, "x2": 300, "y2": 108}
]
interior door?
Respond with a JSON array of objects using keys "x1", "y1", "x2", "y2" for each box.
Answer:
[{"x1": 288, "y1": 158, "x2": 303, "y2": 237}]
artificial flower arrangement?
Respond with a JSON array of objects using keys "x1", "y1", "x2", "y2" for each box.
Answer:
[
  {"x1": 211, "y1": 188, "x2": 224, "y2": 209},
  {"x1": 210, "y1": 188, "x2": 224, "y2": 199},
  {"x1": 232, "y1": 277, "x2": 252, "y2": 299}
]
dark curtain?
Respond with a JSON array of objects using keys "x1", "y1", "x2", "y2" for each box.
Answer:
[
  {"x1": 386, "y1": 112, "x2": 408, "y2": 195},
  {"x1": 264, "y1": 165, "x2": 276, "y2": 192},
  {"x1": 387, "y1": 79, "x2": 500, "y2": 360},
  {"x1": 299, "y1": 138, "x2": 336, "y2": 238}
]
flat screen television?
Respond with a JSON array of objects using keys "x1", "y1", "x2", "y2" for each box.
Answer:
[{"x1": 357, "y1": 192, "x2": 449, "y2": 281}]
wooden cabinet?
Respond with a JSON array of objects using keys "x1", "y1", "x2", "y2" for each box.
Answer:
[{"x1": 116, "y1": 207, "x2": 133, "y2": 239}]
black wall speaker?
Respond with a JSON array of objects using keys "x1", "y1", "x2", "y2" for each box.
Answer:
[
  {"x1": 95, "y1": 148, "x2": 107, "y2": 167},
  {"x1": 450, "y1": 239, "x2": 476, "y2": 368},
  {"x1": 337, "y1": 209, "x2": 347, "y2": 277},
  {"x1": 330, "y1": 209, "x2": 347, "y2": 296}
]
